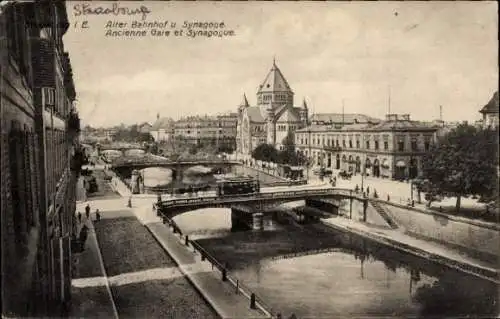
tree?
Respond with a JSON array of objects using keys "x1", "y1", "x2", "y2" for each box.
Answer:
[
  {"x1": 277, "y1": 131, "x2": 303, "y2": 165},
  {"x1": 252, "y1": 143, "x2": 279, "y2": 162},
  {"x1": 421, "y1": 124, "x2": 498, "y2": 212}
]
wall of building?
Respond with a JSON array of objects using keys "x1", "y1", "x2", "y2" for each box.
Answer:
[
  {"x1": 295, "y1": 118, "x2": 437, "y2": 180},
  {"x1": 1, "y1": 1, "x2": 79, "y2": 317}
]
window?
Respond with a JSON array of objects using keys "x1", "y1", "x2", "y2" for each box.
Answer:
[
  {"x1": 342, "y1": 140, "x2": 346, "y2": 147},
  {"x1": 384, "y1": 141, "x2": 389, "y2": 150},
  {"x1": 366, "y1": 141, "x2": 370, "y2": 149},
  {"x1": 349, "y1": 140, "x2": 353, "y2": 148},
  {"x1": 424, "y1": 139, "x2": 430, "y2": 151},
  {"x1": 356, "y1": 140, "x2": 360, "y2": 148},
  {"x1": 305, "y1": 138, "x2": 308, "y2": 145},
  {"x1": 374, "y1": 141, "x2": 379, "y2": 150},
  {"x1": 411, "y1": 139, "x2": 418, "y2": 151},
  {"x1": 336, "y1": 140, "x2": 339, "y2": 147},
  {"x1": 398, "y1": 140, "x2": 405, "y2": 152}
]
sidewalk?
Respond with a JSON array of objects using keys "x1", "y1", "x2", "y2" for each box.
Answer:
[
  {"x1": 134, "y1": 206, "x2": 270, "y2": 319},
  {"x1": 70, "y1": 214, "x2": 119, "y2": 319},
  {"x1": 322, "y1": 216, "x2": 499, "y2": 283}
]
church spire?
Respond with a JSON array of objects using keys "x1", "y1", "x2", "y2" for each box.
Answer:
[
  {"x1": 302, "y1": 98, "x2": 308, "y2": 109},
  {"x1": 239, "y1": 93, "x2": 249, "y2": 108}
]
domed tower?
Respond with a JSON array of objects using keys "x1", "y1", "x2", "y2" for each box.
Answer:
[
  {"x1": 300, "y1": 98, "x2": 309, "y2": 127},
  {"x1": 257, "y1": 58, "x2": 294, "y2": 110}
]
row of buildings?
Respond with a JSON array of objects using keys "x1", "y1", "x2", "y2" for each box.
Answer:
[
  {"x1": 234, "y1": 60, "x2": 499, "y2": 181},
  {"x1": 1, "y1": 1, "x2": 81, "y2": 317}
]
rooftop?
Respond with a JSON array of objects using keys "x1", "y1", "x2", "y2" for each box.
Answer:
[
  {"x1": 310, "y1": 113, "x2": 381, "y2": 125},
  {"x1": 480, "y1": 91, "x2": 499, "y2": 114},
  {"x1": 151, "y1": 117, "x2": 174, "y2": 130}
]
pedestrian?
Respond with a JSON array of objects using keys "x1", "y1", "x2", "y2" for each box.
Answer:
[
  {"x1": 366, "y1": 186, "x2": 370, "y2": 195},
  {"x1": 79, "y1": 225, "x2": 89, "y2": 250},
  {"x1": 127, "y1": 196, "x2": 132, "y2": 208},
  {"x1": 85, "y1": 204, "x2": 90, "y2": 219},
  {"x1": 77, "y1": 211, "x2": 82, "y2": 223},
  {"x1": 95, "y1": 209, "x2": 101, "y2": 222},
  {"x1": 387, "y1": 194, "x2": 390, "y2": 201}
]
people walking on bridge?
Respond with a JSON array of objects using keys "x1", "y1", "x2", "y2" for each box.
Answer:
[
  {"x1": 366, "y1": 186, "x2": 370, "y2": 196},
  {"x1": 85, "y1": 204, "x2": 90, "y2": 219},
  {"x1": 77, "y1": 211, "x2": 82, "y2": 223},
  {"x1": 95, "y1": 209, "x2": 101, "y2": 222}
]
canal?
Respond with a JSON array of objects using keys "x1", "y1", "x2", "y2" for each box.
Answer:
[
  {"x1": 122, "y1": 164, "x2": 286, "y2": 191},
  {"x1": 172, "y1": 208, "x2": 499, "y2": 318}
]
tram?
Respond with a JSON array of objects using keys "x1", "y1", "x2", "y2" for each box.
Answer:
[{"x1": 215, "y1": 176, "x2": 260, "y2": 197}]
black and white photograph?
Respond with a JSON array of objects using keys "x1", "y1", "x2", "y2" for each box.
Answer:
[{"x1": 1, "y1": 1, "x2": 499, "y2": 318}]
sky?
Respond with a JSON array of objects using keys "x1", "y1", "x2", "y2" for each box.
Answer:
[{"x1": 64, "y1": 1, "x2": 498, "y2": 128}]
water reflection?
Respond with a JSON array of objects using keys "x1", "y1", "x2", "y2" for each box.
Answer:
[
  {"x1": 173, "y1": 208, "x2": 499, "y2": 318},
  {"x1": 139, "y1": 164, "x2": 285, "y2": 192}
]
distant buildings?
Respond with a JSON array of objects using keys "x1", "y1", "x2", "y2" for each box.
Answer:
[
  {"x1": 479, "y1": 91, "x2": 499, "y2": 129},
  {"x1": 295, "y1": 114, "x2": 440, "y2": 180},
  {"x1": 1, "y1": 1, "x2": 80, "y2": 316},
  {"x1": 236, "y1": 60, "x2": 309, "y2": 155},
  {"x1": 137, "y1": 121, "x2": 153, "y2": 133},
  {"x1": 150, "y1": 116, "x2": 174, "y2": 142},
  {"x1": 173, "y1": 113, "x2": 238, "y2": 150}
]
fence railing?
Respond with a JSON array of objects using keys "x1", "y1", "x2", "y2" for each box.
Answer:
[
  {"x1": 189, "y1": 239, "x2": 276, "y2": 318},
  {"x1": 159, "y1": 187, "x2": 362, "y2": 209}
]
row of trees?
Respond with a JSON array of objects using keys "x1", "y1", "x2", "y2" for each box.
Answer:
[{"x1": 418, "y1": 124, "x2": 498, "y2": 211}]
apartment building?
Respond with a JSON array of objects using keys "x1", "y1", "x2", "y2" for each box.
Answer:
[
  {"x1": 1, "y1": 1, "x2": 80, "y2": 316},
  {"x1": 295, "y1": 114, "x2": 440, "y2": 180}
]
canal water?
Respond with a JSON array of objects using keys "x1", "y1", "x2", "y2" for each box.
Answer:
[
  {"x1": 173, "y1": 208, "x2": 499, "y2": 318},
  {"x1": 136, "y1": 165, "x2": 285, "y2": 190}
]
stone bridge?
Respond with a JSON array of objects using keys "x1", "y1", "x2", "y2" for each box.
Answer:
[
  {"x1": 113, "y1": 158, "x2": 242, "y2": 182},
  {"x1": 99, "y1": 143, "x2": 146, "y2": 153},
  {"x1": 157, "y1": 188, "x2": 368, "y2": 231}
]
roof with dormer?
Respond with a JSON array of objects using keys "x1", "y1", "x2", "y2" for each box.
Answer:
[
  {"x1": 310, "y1": 113, "x2": 380, "y2": 125},
  {"x1": 257, "y1": 60, "x2": 293, "y2": 94},
  {"x1": 480, "y1": 91, "x2": 499, "y2": 114}
]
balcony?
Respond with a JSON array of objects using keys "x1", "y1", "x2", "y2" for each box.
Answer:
[{"x1": 323, "y1": 145, "x2": 342, "y2": 152}]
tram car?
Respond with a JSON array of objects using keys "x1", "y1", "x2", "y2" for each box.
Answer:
[{"x1": 215, "y1": 176, "x2": 260, "y2": 197}]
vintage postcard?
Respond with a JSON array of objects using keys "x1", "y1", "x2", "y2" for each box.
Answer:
[{"x1": 1, "y1": 0, "x2": 498, "y2": 318}]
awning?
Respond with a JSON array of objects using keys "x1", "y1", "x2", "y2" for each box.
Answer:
[{"x1": 396, "y1": 160, "x2": 406, "y2": 168}]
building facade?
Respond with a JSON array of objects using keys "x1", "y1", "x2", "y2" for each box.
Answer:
[
  {"x1": 173, "y1": 113, "x2": 238, "y2": 151},
  {"x1": 236, "y1": 60, "x2": 309, "y2": 155},
  {"x1": 295, "y1": 114, "x2": 439, "y2": 180},
  {"x1": 479, "y1": 91, "x2": 499, "y2": 129},
  {"x1": 1, "y1": 1, "x2": 80, "y2": 316},
  {"x1": 150, "y1": 116, "x2": 174, "y2": 142}
]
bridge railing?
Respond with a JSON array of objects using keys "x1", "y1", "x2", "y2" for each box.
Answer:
[
  {"x1": 265, "y1": 180, "x2": 308, "y2": 187},
  {"x1": 159, "y1": 187, "x2": 361, "y2": 208}
]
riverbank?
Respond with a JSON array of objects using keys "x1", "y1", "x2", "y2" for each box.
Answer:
[{"x1": 321, "y1": 216, "x2": 499, "y2": 283}]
